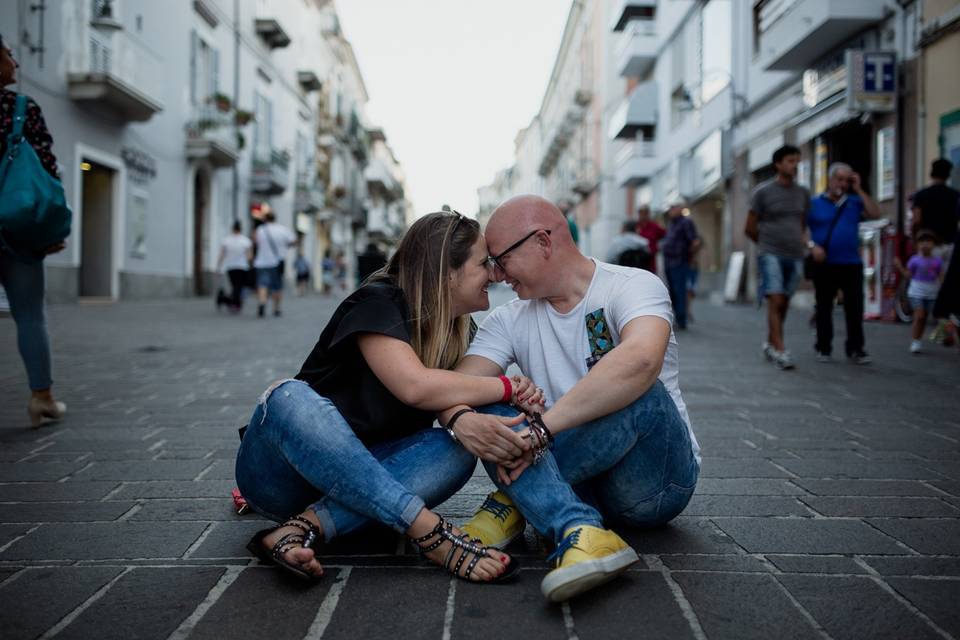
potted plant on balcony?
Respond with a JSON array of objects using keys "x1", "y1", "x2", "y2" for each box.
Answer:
[
  {"x1": 234, "y1": 109, "x2": 255, "y2": 126},
  {"x1": 208, "y1": 92, "x2": 232, "y2": 113}
]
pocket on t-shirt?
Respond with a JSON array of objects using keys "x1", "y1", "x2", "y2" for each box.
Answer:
[{"x1": 585, "y1": 308, "x2": 615, "y2": 369}]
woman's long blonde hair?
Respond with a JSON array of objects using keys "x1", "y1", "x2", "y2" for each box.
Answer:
[{"x1": 368, "y1": 212, "x2": 480, "y2": 370}]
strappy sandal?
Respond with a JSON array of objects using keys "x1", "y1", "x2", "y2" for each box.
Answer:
[
  {"x1": 246, "y1": 515, "x2": 322, "y2": 582},
  {"x1": 411, "y1": 515, "x2": 520, "y2": 583}
]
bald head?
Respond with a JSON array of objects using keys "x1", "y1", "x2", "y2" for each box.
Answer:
[{"x1": 486, "y1": 195, "x2": 574, "y2": 252}]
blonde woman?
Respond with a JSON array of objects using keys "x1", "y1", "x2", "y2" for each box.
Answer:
[{"x1": 235, "y1": 212, "x2": 542, "y2": 583}]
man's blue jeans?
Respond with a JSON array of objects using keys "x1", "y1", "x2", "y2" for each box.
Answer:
[
  {"x1": 478, "y1": 380, "x2": 699, "y2": 545},
  {"x1": 235, "y1": 380, "x2": 477, "y2": 542},
  {"x1": 0, "y1": 251, "x2": 52, "y2": 390},
  {"x1": 665, "y1": 263, "x2": 690, "y2": 329}
]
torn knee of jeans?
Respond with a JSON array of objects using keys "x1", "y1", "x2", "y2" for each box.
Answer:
[{"x1": 256, "y1": 378, "x2": 300, "y2": 424}]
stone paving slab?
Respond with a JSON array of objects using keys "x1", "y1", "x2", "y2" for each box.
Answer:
[
  {"x1": 54, "y1": 566, "x2": 227, "y2": 640},
  {"x1": 671, "y1": 572, "x2": 821, "y2": 639},
  {"x1": 0, "y1": 566, "x2": 124, "y2": 640},
  {"x1": 711, "y1": 518, "x2": 906, "y2": 555},
  {"x1": 777, "y1": 575, "x2": 945, "y2": 640},
  {"x1": 1, "y1": 293, "x2": 959, "y2": 638},
  {"x1": 186, "y1": 567, "x2": 337, "y2": 640}
]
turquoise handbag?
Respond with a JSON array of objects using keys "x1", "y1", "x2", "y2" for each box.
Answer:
[{"x1": 0, "y1": 95, "x2": 72, "y2": 261}]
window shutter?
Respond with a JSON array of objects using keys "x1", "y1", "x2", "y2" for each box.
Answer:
[
  {"x1": 190, "y1": 30, "x2": 198, "y2": 105},
  {"x1": 211, "y1": 47, "x2": 220, "y2": 96}
]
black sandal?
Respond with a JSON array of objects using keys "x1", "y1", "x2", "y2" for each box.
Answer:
[
  {"x1": 411, "y1": 515, "x2": 519, "y2": 583},
  {"x1": 246, "y1": 515, "x2": 322, "y2": 582}
]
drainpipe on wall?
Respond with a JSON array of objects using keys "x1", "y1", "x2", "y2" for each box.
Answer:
[
  {"x1": 232, "y1": 0, "x2": 240, "y2": 224},
  {"x1": 916, "y1": 0, "x2": 926, "y2": 192}
]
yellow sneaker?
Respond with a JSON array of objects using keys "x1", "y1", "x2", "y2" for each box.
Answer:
[
  {"x1": 540, "y1": 525, "x2": 639, "y2": 602},
  {"x1": 461, "y1": 491, "x2": 526, "y2": 549}
]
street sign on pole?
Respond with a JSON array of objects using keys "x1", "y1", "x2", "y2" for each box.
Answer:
[{"x1": 846, "y1": 50, "x2": 897, "y2": 113}]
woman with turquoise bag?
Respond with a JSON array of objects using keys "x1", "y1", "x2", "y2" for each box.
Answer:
[{"x1": 0, "y1": 33, "x2": 69, "y2": 427}]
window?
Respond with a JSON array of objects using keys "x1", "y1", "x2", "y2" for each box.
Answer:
[
  {"x1": 701, "y1": 0, "x2": 732, "y2": 105},
  {"x1": 190, "y1": 31, "x2": 219, "y2": 108},
  {"x1": 253, "y1": 92, "x2": 273, "y2": 156}
]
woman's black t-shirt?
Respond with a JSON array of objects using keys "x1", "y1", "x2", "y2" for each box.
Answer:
[{"x1": 296, "y1": 281, "x2": 434, "y2": 445}]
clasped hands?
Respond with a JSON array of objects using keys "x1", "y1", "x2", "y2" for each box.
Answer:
[{"x1": 451, "y1": 374, "x2": 546, "y2": 486}]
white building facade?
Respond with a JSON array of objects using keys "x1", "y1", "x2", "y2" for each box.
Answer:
[
  {"x1": 2, "y1": 0, "x2": 393, "y2": 301},
  {"x1": 482, "y1": 0, "x2": 948, "y2": 306}
]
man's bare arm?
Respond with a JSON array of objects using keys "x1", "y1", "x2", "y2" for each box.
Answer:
[
  {"x1": 540, "y1": 315, "x2": 670, "y2": 435},
  {"x1": 745, "y1": 210, "x2": 760, "y2": 242}
]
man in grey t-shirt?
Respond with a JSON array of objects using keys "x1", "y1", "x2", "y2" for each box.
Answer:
[{"x1": 745, "y1": 145, "x2": 812, "y2": 370}]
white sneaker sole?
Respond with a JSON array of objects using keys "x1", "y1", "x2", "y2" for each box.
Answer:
[{"x1": 540, "y1": 547, "x2": 639, "y2": 602}]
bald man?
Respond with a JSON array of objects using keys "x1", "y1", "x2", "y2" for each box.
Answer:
[{"x1": 438, "y1": 195, "x2": 700, "y2": 602}]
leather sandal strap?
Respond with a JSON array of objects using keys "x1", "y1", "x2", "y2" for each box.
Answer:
[
  {"x1": 270, "y1": 532, "x2": 305, "y2": 562},
  {"x1": 443, "y1": 543, "x2": 460, "y2": 573},
  {"x1": 410, "y1": 516, "x2": 446, "y2": 545},
  {"x1": 463, "y1": 551, "x2": 484, "y2": 580},
  {"x1": 283, "y1": 515, "x2": 317, "y2": 535}
]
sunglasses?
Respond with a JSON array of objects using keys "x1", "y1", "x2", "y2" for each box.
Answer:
[{"x1": 484, "y1": 229, "x2": 551, "y2": 272}]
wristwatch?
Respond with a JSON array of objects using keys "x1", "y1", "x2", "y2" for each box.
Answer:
[{"x1": 806, "y1": 240, "x2": 816, "y2": 249}]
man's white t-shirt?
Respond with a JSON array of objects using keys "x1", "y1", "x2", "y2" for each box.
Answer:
[
  {"x1": 467, "y1": 259, "x2": 700, "y2": 462},
  {"x1": 253, "y1": 223, "x2": 295, "y2": 269},
  {"x1": 221, "y1": 234, "x2": 252, "y2": 271}
]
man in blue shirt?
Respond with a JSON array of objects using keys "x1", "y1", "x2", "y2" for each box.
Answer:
[{"x1": 807, "y1": 162, "x2": 881, "y2": 363}]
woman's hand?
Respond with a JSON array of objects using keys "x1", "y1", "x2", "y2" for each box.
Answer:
[
  {"x1": 452, "y1": 412, "x2": 530, "y2": 465},
  {"x1": 496, "y1": 447, "x2": 534, "y2": 486},
  {"x1": 510, "y1": 375, "x2": 546, "y2": 414}
]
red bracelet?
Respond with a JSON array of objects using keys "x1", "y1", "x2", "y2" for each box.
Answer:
[{"x1": 498, "y1": 375, "x2": 513, "y2": 403}]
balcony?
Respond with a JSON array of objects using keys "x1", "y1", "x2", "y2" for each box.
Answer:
[
  {"x1": 756, "y1": 0, "x2": 885, "y2": 71},
  {"x1": 295, "y1": 181, "x2": 325, "y2": 213},
  {"x1": 615, "y1": 139, "x2": 658, "y2": 187},
  {"x1": 255, "y1": 18, "x2": 291, "y2": 49},
  {"x1": 608, "y1": 81, "x2": 657, "y2": 140},
  {"x1": 298, "y1": 71, "x2": 323, "y2": 92},
  {"x1": 184, "y1": 112, "x2": 239, "y2": 168},
  {"x1": 251, "y1": 149, "x2": 290, "y2": 195},
  {"x1": 67, "y1": 26, "x2": 163, "y2": 122},
  {"x1": 617, "y1": 19, "x2": 657, "y2": 78},
  {"x1": 538, "y1": 94, "x2": 590, "y2": 177},
  {"x1": 612, "y1": 0, "x2": 656, "y2": 32}
]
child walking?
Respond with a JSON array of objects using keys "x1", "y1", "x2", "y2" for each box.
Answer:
[{"x1": 901, "y1": 230, "x2": 944, "y2": 353}]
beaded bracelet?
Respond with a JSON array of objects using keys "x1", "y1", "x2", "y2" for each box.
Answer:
[{"x1": 523, "y1": 413, "x2": 553, "y2": 464}]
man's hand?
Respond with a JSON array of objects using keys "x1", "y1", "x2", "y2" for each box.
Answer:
[
  {"x1": 496, "y1": 447, "x2": 534, "y2": 486},
  {"x1": 811, "y1": 245, "x2": 827, "y2": 263},
  {"x1": 850, "y1": 171, "x2": 863, "y2": 194},
  {"x1": 453, "y1": 412, "x2": 529, "y2": 465}
]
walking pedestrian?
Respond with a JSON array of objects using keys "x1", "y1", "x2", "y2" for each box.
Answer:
[
  {"x1": 0, "y1": 34, "x2": 69, "y2": 427},
  {"x1": 910, "y1": 159, "x2": 960, "y2": 345},
  {"x1": 930, "y1": 226, "x2": 960, "y2": 347},
  {"x1": 252, "y1": 212, "x2": 295, "y2": 317},
  {"x1": 808, "y1": 163, "x2": 881, "y2": 364},
  {"x1": 898, "y1": 230, "x2": 943, "y2": 353},
  {"x1": 744, "y1": 145, "x2": 811, "y2": 370},
  {"x1": 661, "y1": 203, "x2": 701, "y2": 330},
  {"x1": 356, "y1": 241, "x2": 387, "y2": 284},
  {"x1": 606, "y1": 220, "x2": 650, "y2": 267},
  {"x1": 236, "y1": 211, "x2": 539, "y2": 584},
  {"x1": 294, "y1": 250, "x2": 310, "y2": 296},
  {"x1": 216, "y1": 220, "x2": 252, "y2": 312},
  {"x1": 635, "y1": 204, "x2": 665, "y2": 273}
]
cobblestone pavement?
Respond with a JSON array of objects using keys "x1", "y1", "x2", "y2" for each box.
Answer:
[{"x1": 0, "y1": 286, "x2": 958, "y2": 640}]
